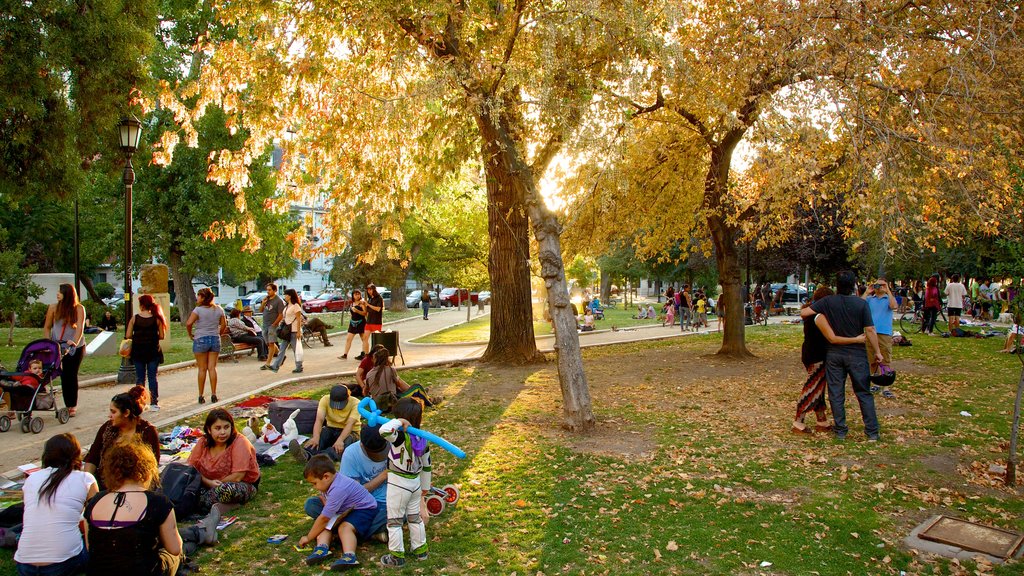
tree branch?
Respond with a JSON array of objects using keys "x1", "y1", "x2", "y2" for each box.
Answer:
[{"x1": 490, "y1": 0, "x2": 526, "y2": 93}]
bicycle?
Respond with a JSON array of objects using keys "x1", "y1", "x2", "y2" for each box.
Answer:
[{"x1": 899, "y1": 307, "x2": 947, "y2": 334}]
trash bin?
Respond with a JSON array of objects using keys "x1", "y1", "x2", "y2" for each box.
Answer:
[{"x1": 372, "y1": 330, "x2": 399, "y2": 358}]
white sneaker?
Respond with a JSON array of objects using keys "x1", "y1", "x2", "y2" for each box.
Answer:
[{"x1": 149, "y1": 404, "x2": 160, "y2": 412}]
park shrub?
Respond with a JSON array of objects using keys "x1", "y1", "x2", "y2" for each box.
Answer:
[
  {"x1": 20, "y1": 302, "x2": 49, "y2": 328},
  {"x1": 94, "y1": 282, "x2": 116, "y2": 299}
]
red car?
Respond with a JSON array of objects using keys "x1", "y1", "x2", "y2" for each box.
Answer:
[
  {"x1": 439, "y1": 288, "x2": 479, "y2": 307},
  {"x1": 302, "y1": 292, "x2": 349, "y2": 313}
]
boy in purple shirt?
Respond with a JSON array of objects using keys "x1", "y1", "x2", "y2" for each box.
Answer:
[{"x1": 299, "y1": 454, "x2": 379, "y2": 569}]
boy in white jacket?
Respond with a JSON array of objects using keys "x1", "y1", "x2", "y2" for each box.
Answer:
[{"x1": 378, "y1": 398, "x2": 431, "y2": 568}]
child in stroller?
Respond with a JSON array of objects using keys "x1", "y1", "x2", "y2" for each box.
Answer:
[{"x1": 0, "y1": 339, "x2": 70, "y2": 434}]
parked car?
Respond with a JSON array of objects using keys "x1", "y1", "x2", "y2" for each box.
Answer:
[
  {"x1": 769, "y1": 283, "x2": 808, "y2": 304},
  {"x1": 406, "y1": 290, "x2": 439, "y2": 308},
  {"x1": 478, "y1": 291, "x2": 491, "y2": 305},
  {"x1": 302, "y1": 292, "x2": 350, "y2": 313},
  {"x1": 439, "y1": 288, "x2": 479, "y2": 307},
  {"x1": 378, "y1": 287, "x2": 391, "y2": 308}
]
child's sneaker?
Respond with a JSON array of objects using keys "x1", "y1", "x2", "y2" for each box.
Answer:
[
  {"x1": 379, "y1": 553, "x2": 406, "y2": 568},
  {"x1": 330, "y1": 552, "x2": 359, "y2": 571},
  {"x1": 413, "y1": 546, "x2": 429, "y2": 561},
  {"x1": 305, "y1": 544, "x2": 331, "y2": 566}
]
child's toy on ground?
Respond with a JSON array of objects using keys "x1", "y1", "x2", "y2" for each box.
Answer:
[
  {"x1": 261, "y1": 418, "x2": 282, "y2": 444},
  {"x1": 267, "y1": 534, "x2": 288, "y2": 544},
  {"x1": 357, "y1": 397, "x2": 466, "y2": 458},
  {"x1": 423, "y1": 484, "x2": 461, "y2": 516},
  {"x1": 281, "y1": 408, "x2": 301, "y2": 443}
]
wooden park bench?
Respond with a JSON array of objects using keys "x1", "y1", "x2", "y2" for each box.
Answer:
[{"x1": 219, "y1": 328, "x2": 257, "y2": 363}]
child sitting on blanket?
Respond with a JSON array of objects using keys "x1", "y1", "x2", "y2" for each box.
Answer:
[
  {"x1": 299, "y1": 455, "x2": 380, "y2": 570},
  {"x1": 378, "y1": 399, "x2": 432, "y2": 568}
]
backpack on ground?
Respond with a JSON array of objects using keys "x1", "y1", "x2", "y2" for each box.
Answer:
[{"x1": 159, "y1": 462, "x2": 203, "y2": 520}]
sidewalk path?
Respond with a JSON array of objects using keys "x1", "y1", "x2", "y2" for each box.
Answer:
[{"x1": 0, "y1": 307, "x2": 793, "y2": 473}]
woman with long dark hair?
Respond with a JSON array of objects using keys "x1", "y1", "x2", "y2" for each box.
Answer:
[
  {"x1": 792, "y1": 286, "x2": 866, "y2": 435},
  {"x1": 338, "y1": 289, "x2": 367, "y2": 360},
  {"x1": 83, "y1": 386, "x2": 160, "y2": 489},
  {"x1": 127, "y1": 294, "x2": 167, "y2": 412},
  {"x1": 15, "y1": 433, "x2": 97, "y2": 575},
  {"x1": 186, "y1": 287, "x2": 226, "y2": 403},
  {"x1": 182, "y1": 409, "x2": 260, "y2": 547},
  {"x1": 923, "y1": 275, "x2": 942, "y2": 335},
  {"x1": 264, "y1": 288, "x2": 304, "y2": 373},
  {"x1": 43, "y1": 283, "x2": 86, "y2": 417},
  {"x1": 85, "y1": 441, "x2": 182, "y2": 576}
]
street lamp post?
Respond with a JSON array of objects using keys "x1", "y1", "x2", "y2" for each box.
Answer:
[{"x1": 116, "y1": 115, "x2": 142, "y2": 385}]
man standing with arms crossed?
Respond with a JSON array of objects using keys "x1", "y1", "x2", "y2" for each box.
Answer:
[{"x1": 802, "y1": 271, "x2": 884, "y2": 441}]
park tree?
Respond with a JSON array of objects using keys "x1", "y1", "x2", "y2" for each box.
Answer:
[
  {"x1": 0, "y1": 227, "x2": 43, "y2": 344},
  {"x1": 156, "y1": 0, "x2": 653, "y2": 430},
  {"x1": 564, "y1": 0, "x2": 1024, "y2": 358},
  {"x1": 0, "y1": 0, "x2": 157, "y2": 198}
]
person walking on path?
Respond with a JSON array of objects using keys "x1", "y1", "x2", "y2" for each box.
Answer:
[
  {"x1": 792, "y1": 286, "x2": 866, "y2": 435},
  {"x1": 339, "y1": 290, "x2": 369, "y2": 361},
  {"x1": 363, "y1": 284, "x2": 385, "y2": 359},
  {"x1": 265, "y1": 288, "x2": 305, "y2": 373},
  {"x1": 126, "y1": 294, "x2": 168, "y2": 411},
  {"x1": 863, "y1": 277, "x2": 898, "y2": 375},
  {"x1": 421, "y1": 287, "x2": 431, "y2": 320},
  {"x1": 922, "y1": 275, "x2": 942, "y2": 335},
  {"x1": 260, "y1": 283, "x2": 286, "y2": 367},
  {"x1": 186, "y1": 287, "x2": 226, "y2": 404},
  {"x1": 801, "y1": 270, "x2": 884, "y2": 441},
  {"x1": 43, "y1": 283, "x2": 86, "y2": 418},
  {"x1": 944, "y1": 273, "x2": 968, "y2": 333}
]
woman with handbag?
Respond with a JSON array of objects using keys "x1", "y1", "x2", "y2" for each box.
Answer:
[
  {"x1": 126, "y1": 295, "x2": 168, "y2": 412},
  {"x1": 43, "y1": 283, "x2": 86, "y2": 417},
  {"x1": 264, "y1": 288, "x2": 304, "y2": 373},
  {"x1": 186, "y1": 287, "x2": 227, "y2": 404}
]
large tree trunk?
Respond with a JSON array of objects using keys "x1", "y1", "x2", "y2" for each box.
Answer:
[
  {"x1": 705, "y1": 142, "x2": 753, "y2": 358},
  {"x1": 529, "y1": 202, "x2": 596, "y2": 432},
  {"x1": 168, "y1": 248, "x2": 196, "y2": 327},
  {"x1": 599, "y1": 266, "x2": 612, "y2": 304},
  {"x1": 390, "y1": 268, "x2": 408, "y2": 312},
  {"x1": 476, "y1": 114, "x2": 540, "y2": 364},
  {"x1": 79, "y1": 276, "x2": 103, "y2": 303}
]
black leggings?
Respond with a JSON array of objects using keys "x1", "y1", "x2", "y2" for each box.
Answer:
[
  {"x1": 922, "y1": 307, "x2": 939, "y2": 334},
  {"x1": 61, "y1": 346, "x2": 84, "y2": 408}
]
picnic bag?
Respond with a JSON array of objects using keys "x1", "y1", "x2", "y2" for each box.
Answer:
[
  {"x1": 159, "y1": 463, "x2": 203, "y2": 520},
  {"x1": 268, "y1": 399, "x2": 318, "y2": 435}
]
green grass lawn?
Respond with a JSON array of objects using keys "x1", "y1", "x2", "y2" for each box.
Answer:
[
  {"x1": 413, "y1": 304, "x2": 690, "y2": 344},
  {"x1": 2, "y1": 325, "x2": 1022, "y2": 575},
  {"x1": 0, "y1": 310, "x2": 421, "y2": 376}
]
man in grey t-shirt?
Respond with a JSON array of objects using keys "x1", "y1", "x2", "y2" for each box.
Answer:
[{"x1": 261, "y1": 283, "x2": 286, "y2": 363}]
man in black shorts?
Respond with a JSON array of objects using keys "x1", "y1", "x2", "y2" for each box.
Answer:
[{"x1": 801, "y1": 270, "x2": 884, "y2": 441}]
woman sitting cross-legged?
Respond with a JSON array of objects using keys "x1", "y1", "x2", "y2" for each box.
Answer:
[
  {"x1": 180, "y1": 409, "x2": 260, "y2": 549},
  {"x1": 15, "y1": 433, "x2": 98, "y2": 576},
  {"x1": 83, "y1": 386, "x2": 161, "y2": 490},
  {"x1": 84, "y1": 440, "x2": 182, "y2": 576}
]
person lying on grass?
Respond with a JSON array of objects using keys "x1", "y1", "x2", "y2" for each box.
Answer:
[{"x1": 300, "y1": 454, "x2": 380, "y2": 570}]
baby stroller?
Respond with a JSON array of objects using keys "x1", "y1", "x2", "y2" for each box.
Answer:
[{"x1": 0, "y1": 339, "x2": 71, "y2": 434}]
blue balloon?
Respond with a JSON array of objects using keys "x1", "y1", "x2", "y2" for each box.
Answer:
[{"x1": 358, "y1": 397, "x2": 466, "y2": 458}]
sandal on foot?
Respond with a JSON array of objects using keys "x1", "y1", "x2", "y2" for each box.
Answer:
[
  {"x1": 305, "y1": 545, "x2": 332, "y2": 566},
  {"x1": 197, "y1": 396, "x2": 205, "y2": 404}
]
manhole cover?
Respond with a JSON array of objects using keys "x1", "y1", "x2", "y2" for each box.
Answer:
[{"x1": 919, "y1": 516, "x2": 1024, "y2": 559}]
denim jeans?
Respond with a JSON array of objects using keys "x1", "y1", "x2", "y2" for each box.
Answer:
[
  {"x1": 16, "y1": 547, "x2": 88, "y2": 576},
  {"x1": 422, "y1": 301, "x2": 430, "y2": 319},
  {"x1": 824, "y1": 346, "x2": 879, "y2": 439},
  {"x1": 134, "y1": 359, "x2": 159, "y2": 404},
  {"x1": 270, "y1": 333, "x2": 302, "y2": 370},
  {"x1": 306, "y1": 496, "x2": 387, "y2": 537}
]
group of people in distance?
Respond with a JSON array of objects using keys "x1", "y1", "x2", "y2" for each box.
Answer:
[{"x1": 662, "y1": 285, "x2": 713, "y2": 330}]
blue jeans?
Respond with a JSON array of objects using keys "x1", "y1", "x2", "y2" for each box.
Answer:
[
  {"x1": 422, "y1": 301, "x2": 430, "y2": 319},
  {"x1": 824, "y1": 346, "x2": 879, "y2": 439},
  {"x1": 305, "y1": 497, "x2": 387, "y2": 536},
  {"x1": 16, "y1": 547, "x2": 88, "y2": 576},
  {"x1": 270, "y1": 334, "x2": 301, "y2": 370},
  {"x1": 134, "y1": 359, "x2": 159, "y2": 403}
]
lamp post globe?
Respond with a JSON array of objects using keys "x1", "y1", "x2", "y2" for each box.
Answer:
[{"x1": 116, "y1": 115, "x2": 142, "y2": 384}]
